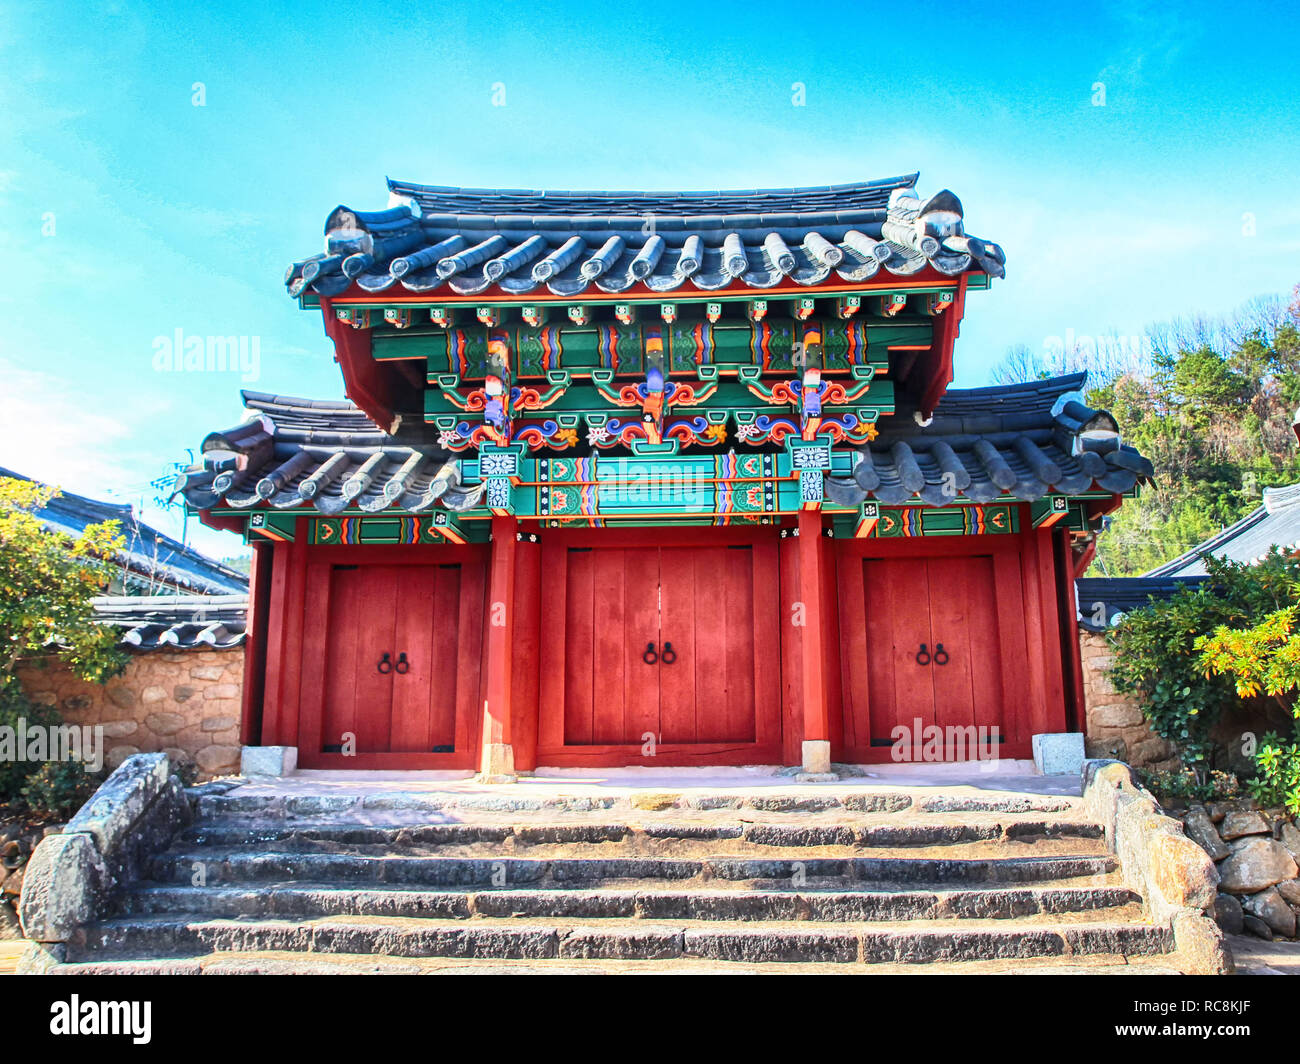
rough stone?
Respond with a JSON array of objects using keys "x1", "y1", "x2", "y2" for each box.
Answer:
[
  {"x1": 1089, "y1": 703, "x2": 1143, "y2": 729},
  {"x1": 202, "y1": 716, "x2": 239, "y2": 733},
  {"x1": 66, "y1": 753, "x2": 171, "y2": 854},
  {"x1": 197, "y1": 744, "x2": 243, "y2": 773},
  {"x1": 1220, "y1": 810, "x2": 1270, "y2": 840},
  {"x1": 1217, "y1": 837, "x2": 1299, "y2": 894},
  {"x1": 189, "y1": 665, "x2": 224, "y2": 681},
  {"x1": 1241, "y1": 914, "x2": 1273, "y2": 940},
  {"x1": 106, "y1": 745, "x2": 140, "y2": 769},
  {"x1": 1149, "y1": 831, "x2": 1219, "y2": 912},
  {"x1": 172, "y1": 685, "x2": 196, "y2": 703},
  {"x1": 1212, "y1": 892, "x2": 1244, "y2": 935},
  {"x1": 1279, "y1": 821, "x2": 1300, "y2": 864},
  {"x1": 1171, "y1": 911, "x2": 1233, "y2": 975},
  {"x1": 240, "y1": 746, "x2": 296, "y2": 777},
  {"x1": 1183, "y1": 806, "x2": 1230, "y2": 861},
  {"x1": 17, "y1": 833, "x2": 108, "y2": 942},
  {"x1": 144, "y1": 712, "x2": 186, "y2": 736},
  {"x1": 204, "y1": 684, "x2": 240, "y2": 700},
  {"x1": 141, "y1": 686, "x2": 168, "y2": 704},
  {"x1": 105, "y1": 685, "x2": 136, "y2": 710},
  {"x1": 1276, "y1": 878, "x2": 1300, "y2": 906},
  {"x1": 101, "y1": 720, "x2": 138, "y2": 739},
  {"x1": 1241, "y1": 887, "x2": 1296, "y2": 938}
]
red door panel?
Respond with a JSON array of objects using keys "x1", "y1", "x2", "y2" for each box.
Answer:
[
  {"x1": 862, "y1": 558, "x2": 935, "y2": 744},
  {"x1": 322, "y1": 566, "x2": 396, "y2": 754}
]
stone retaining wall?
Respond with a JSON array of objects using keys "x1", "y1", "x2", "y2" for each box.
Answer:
[
  {"x1": 1079, "y1": 631, "x2": 1178, "y2": 770},
  {"x1": 16, "y1": 651, "x2": 244, "y2": 779}
]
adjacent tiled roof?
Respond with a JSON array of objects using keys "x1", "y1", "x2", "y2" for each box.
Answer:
[
  {"x1": 0, "y1": 467, "x2": 249, "y2": 595},
  {"x1": 173, "y1": 393, "x2": 484, "y2": 515},
  {"x1": 286, "y1": 177, "x2": 1006, "y2": 300},
  {"x1": 825, "y1": 373, "x2": 1156, "y2": 507},
  {"x1": 1144, "y1": 483, "x2": 1300, "y2": 577},
  {"x1": 1075, "y1": 577, "x2": 1208, "y2": 631},
  {"x1": 93, "y1": 595, "x2": 248, "y2": 650}
]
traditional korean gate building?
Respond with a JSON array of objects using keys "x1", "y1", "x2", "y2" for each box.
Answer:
[{"x1": 175, "y1": 174, "x2": 1153, "y2": 777}]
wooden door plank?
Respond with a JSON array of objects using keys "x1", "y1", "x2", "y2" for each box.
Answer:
[
  {"x1": 926, "y1": 556, "x2": 978, "y2": 737},
  {"x1": 562, "y1": 548, "x2": 596, "y2": 745},
  {"x1": 623, "y1": 547, "x2": 662, "y2": 750},
  {"x1": 455, "y1": 548, "x2": 488, "y2": 760},
  {"x1": 687, "y1": 547, "x2": 729, "y2": 743},
  {"x1": 389, "y1": 566, "x2": 438, "y2": 752},
  {"x1": 511, "y1": 538, "x2": 542, "y2": 771},
  {"x1": 591, "y1": 547, "x2": 628, "y2": 744},
  {"x1": 836, "y1": 544, "x2": 869, "y2": 754},
  {"x1": 658, "y1": 548, "x2": 700, "y2": 745},
  {"x1": 751, "y1": 538, "x2": 782, "y2": 754},
  {"x1": 537, "y1": 538, "x2": 569, "y2": 752},
  {"x1": 721, "y1": 545, "x2": 757, "y2": 743}
]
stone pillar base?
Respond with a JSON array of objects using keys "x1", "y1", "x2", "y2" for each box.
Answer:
[
  {"x1": 478, "y1": 743, "x2": 517, "y2": 784},
  {"x1": 796, "y1": 739, "x2": 837, "y2": 782},
  {"x1": 241, "y1": 746, "x2": 297, "y2": 778}
]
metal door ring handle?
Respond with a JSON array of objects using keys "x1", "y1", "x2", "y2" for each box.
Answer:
[
  {"x1": 642, "y1": 642, "x2": 658, "y2": 665},
  {"x1": 377, "y1": 652, "x2": 393, "y2": 674},
  {"x1": 395, "y1": 652, "x2": 410, "y2": 674},
  {"x1": 915, "y1": 643, "x2": 931, "y2": 666},
  {"x1": 934, "y1": 643, "x2": 949, "y2": 666},
  {"x1": 661, "y1": 641, "x2": 677, "y2": 665}
]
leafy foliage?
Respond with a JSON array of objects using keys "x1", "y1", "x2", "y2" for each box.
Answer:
[
  {"x1": 1108, "y1": 552, "x2": 1300, "y2": 773},
  {"x1": 0, "y1": 477, "x2": 128, "y2": 693},
  {"x1": 1137, "y1": 765, "x2": 1241, "y2": 804},
  {"x1": 0, "y1": 683, "x2": 58, "y2": 806},
  {"x1": 1247, "y1": 731, "x2": 1300, "y2": 817},
  {"x1": 20, "y1": 759, "x2": 101, "y2": 820}
]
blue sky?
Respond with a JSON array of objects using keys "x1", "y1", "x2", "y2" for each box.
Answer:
[{"x1": 2, "y1": 0, "x2": 1297, "y2": 558}]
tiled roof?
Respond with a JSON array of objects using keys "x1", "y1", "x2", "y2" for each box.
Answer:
[
  {"x1": 173, "y1": 393, "x2": 483, "y2": 515},
  {"x1": 1074, "y1": 576, "x2": 1208, "y2": 631},
  {"x1": 1143, "y1": 482, "x2": 1300, "y2": 577},
  {"x1": 0, "y1": 467, "x2": 249, "y2": 595},
  {"x1": 176, "y1": 374, "x2": 1151, "y2": 518},
  {"x1": 93, "y1": 595, "x2": 248, "y2": 650},
  {"x1": 286, "y1": 177, "x2": 1006, "y2": 300},
  {"x1": 825, "y1": 373, "x2": 1156, "y2": 507}
]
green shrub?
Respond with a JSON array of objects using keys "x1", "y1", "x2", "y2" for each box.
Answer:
[
  {"x1": 1138, "y1": 765, "x2": 1241, "y2": 804},
  {"x1": 20, "y1": 759, "x2": 100, "y2": 820},
  {"x1": 1248, "y1": 729, "x2": 1300, "y2": 816},
  {"x1": 1108, "y1": 551, "x2": 1300, "y2": 777},
  {"x1": 0, "y1": 684, "x2": 60, "y2": 807}
]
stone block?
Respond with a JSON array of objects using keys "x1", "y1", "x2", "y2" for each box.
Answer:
[
  {"x1": 144, "y1": 712, "x2": 186, "y2": 736},
  {"x1": 1217, "y1": 836, "x2": 1299, "y2": 894},
  {"x1": 66, "y1": 753, "x2": 171, "y2": 855},
  {"x1": 801, "y1": 740, "x2": 832, "y2": 775},
  {"x1": 240, "y1": 745, "x2": 297, "y2": 777},
  {"x1": 1089, "y1": 702, "x2": 1143, "y2": 729},
  {"x1": 204, "y1": 684, "x2": 240, "y2": 700},
  {"x1": 1241, "y1": 886, "x2": 1296, "y2": 937},
  {"x1": 17, "y1": 833, "x2": 108, "y2": 942},
  {"x1": 1220, "y1": 810, "x2": 1269, "y2": 840},
  {"x1": 1032, "y1": 733, "x2": 1085, "y2": 776}
]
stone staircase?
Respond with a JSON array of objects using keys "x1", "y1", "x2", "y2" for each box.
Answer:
[{"x1": 48, "y1": 787, "x2": 1190, "y2": 973}]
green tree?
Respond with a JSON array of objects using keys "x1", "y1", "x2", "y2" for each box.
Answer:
[{"x1": 0, "y1": 476, "x2": 128, "y2": 693}]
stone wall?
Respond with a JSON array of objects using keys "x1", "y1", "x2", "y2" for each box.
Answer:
[
  {"x1": 16, "y1": 650, "x2": 244, "y2": 779},
  {"x1": 1079, "y1": 630, "x2": 1178, "y2": 771}
]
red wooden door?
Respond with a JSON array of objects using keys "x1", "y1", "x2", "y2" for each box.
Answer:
[
  {"x1": 539, "y1": 531, "x2": 780, "y2": 765},
  {"x1": 300, "y1": 551, "x2": 486, "y2": 769},
  {"x1": 842, "y1": 546, "x2": 1030, "y2": 760}
]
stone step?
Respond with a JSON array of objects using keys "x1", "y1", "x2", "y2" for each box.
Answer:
[
  {"x1": 193, "y1": 790, "x2": 1080, "y2": 822},
  {"x1": 123, "y1": 882, "x2": 1143, "y2": 922},
  {"x1": 66, "y1": 913, "x2": 1174, "y2": 967},
  {"x1": 150, "y1": 849, "x2": 1118, "y2": 888},
  {"x1": 40, "y1": 949, "x2": 1188, "y2": 976},
  {"x1": 174, "y1": 817, "x2": 1104, "y2": 854}
]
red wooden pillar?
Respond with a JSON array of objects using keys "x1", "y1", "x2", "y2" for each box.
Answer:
[
  {"x1": 797, "y1": 508, "x2": 832, "y2": 774},
  {"x1": 480, "y1": 514, "x2": 518, "y2": 780},
  {"x1": 238, "y1": 539, "x2": 274, "y2": 746}
]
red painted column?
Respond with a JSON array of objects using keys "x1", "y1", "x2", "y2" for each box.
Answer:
[
  {"x1": 238, "y1": 539, "x2": 273, "y2": 746},
  {"x1": 480, "y1": 514, "x2": 518, "y2": 779},
  {"x1": 797, "y1": 508, "x2": 831, "y2": 772}
]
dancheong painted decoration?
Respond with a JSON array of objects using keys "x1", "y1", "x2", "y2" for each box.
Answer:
[{"x1": 174, "y1": 175, "x2": 1154, "y2": 774}]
